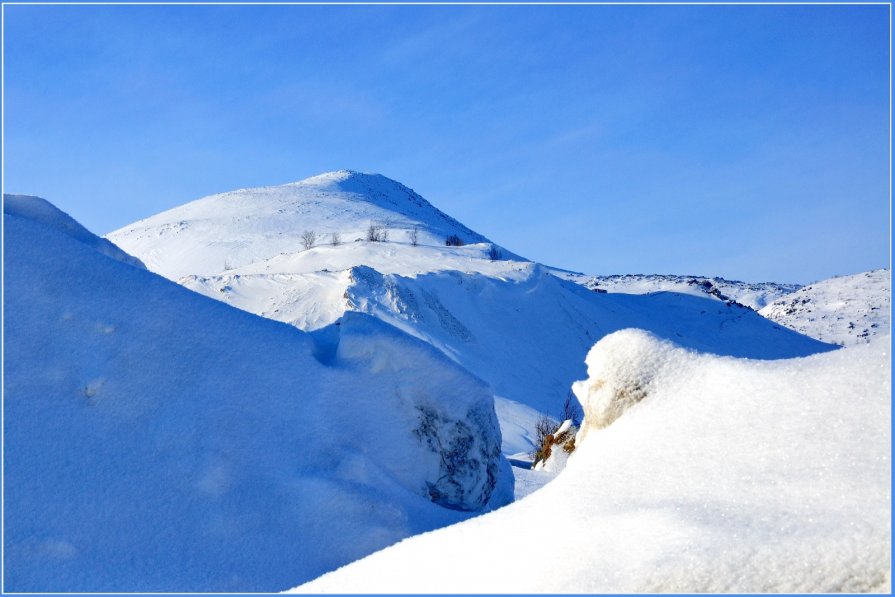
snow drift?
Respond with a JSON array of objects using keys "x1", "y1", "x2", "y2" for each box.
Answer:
[
  {"x1": 3, "y1": 197, "x2": 510, "y2": 592},
  {"x1": 296, "y1": 330, "x2": 891, "y2": 593}
]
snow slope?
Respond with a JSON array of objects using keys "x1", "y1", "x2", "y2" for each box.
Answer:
[
  {"x1": 559, "y1": 272, "x2": 800, "y2": 311},
  {"x1": 759, "y1": 269, "x2": 891, "y2": 345},
  {"x1": 4, "y1": 198, "x2": 511, "y2": 592},
  {"x1": 182, "y1": 261, "x2": 835, "y2": 420},
  {"x1": 296, "y1": 330, "x2": 891, "y2": 593},
  {"x1": 107, "y1": 170, "x2": 512, "y2": 279}
]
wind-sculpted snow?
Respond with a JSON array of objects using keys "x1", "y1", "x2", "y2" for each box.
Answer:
[
  {"x1": 4, "y1": 194, "x2": 145, "y2": 269},
  {"x1": 295, "y1": 330, "x2": 891, "y2": 593},
  {"x1": 4, "y1": 205, "x2": 510, "y2": 592},
  {"x1": 759, "y1": 269, "x2": 890, "y2": 345}
]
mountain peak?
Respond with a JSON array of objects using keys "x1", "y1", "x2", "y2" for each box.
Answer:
[
  {"x1": 295, "y1": 169, "x2": 376, "y2": 186},
  {"x1": 290, "y1": 170, "x2": 417, "y2": 201}
]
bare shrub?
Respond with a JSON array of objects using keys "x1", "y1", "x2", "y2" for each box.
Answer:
[
  {"x1": 409, "y1": 226, "x2": 419, "y2": 246},
  {"x1": 366, "y1": 221, "x2": 389, "y2": 242},
  {"x1": 330, "y1": 231, "x2": 342, "y2": 246},
  {"x1": 531, "y1": 414, "x2": 559, "y2": 465},
  {"x1": 301, "y1": 230, "x2": 318, "y2": 250},
  {"x1": 531, "y1": 394, "x2": 582, "y2": 467},
  {"x1": 487, "y1": 245, "x2": 501, "y2": 261},
  {"x1": 445, "y1": 234, "x2": 464, "y2": 247}
]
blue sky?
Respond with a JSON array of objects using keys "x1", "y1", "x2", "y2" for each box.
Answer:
[{"x1": 3, "y1": 3, "x2": 890, "y2": 283}]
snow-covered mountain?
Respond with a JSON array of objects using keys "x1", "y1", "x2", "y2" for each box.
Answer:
[
  {"x1": 4, "y1": 196, "x2": 510, "y2": 592},
  {"x1": 295, "y1": 331, "x2": 891, "y2": 593},
  {"x1": 106, "y1": 171, "x2": 835, "y2": 460},
  {"x1": 759, "y1": 269, "x2": 890, "y2": 345},
  {"x1": 559, "y1": 272, "x2": 800, "y2": 311},
  {"x1": 6, "y1": 173, "x2": 882, "y2": 593},
  {"x1": 108, "y1": 170, "x2": 512, "y2": 279}
]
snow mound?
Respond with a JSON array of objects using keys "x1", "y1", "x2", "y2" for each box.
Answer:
[
  {"x1": 759, "y1": 269, "x2": 890, "y2": 345},
  {"x1": 295, "y1": 331, "x2": 890, "y2": 593},
  {"x1": 4, "y1": 194, "x2": 145, "y2": 268},
  {"x1": 4, "y1": 205, "x2": 509, "y2": 592},
  {"x1": 572, "y1": 329, "x2": 687, "y2": 435}
]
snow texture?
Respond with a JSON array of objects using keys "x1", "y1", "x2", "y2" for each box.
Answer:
[
  {"x1": 759, "y1": 269, "x2": 890, "y2": 345},
  {"x1": 296, "y1": 330, "x2": 890, "y2": 593},
  {"x1": 4, "y1": 201, "x2": 510, "y2": 592}
]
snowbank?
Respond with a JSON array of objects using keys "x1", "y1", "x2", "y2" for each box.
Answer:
[
  {"x1": 295, "y1": 330, "x2": 890, "y2": 593},
  {"x1": 4, "y1": 203, "x2": 509, "y2": 592}
]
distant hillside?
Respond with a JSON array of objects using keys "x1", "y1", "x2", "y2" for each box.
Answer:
[
  {"x1": 759, "y1": 269, "x2": 890, "y2": 345},
  {"x1": 558, "y1": 272, "x2": 800, "y2": 311}
]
